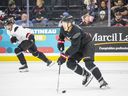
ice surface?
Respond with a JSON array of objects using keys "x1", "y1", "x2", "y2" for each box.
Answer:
[{"x1": 0, "y1": 62, "x2": 128, "y2": 96}]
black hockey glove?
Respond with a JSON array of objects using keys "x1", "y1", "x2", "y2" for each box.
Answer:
[
  {"x1": 57, "y1": 53, "x2": 67, "y2": 65},
  {"x1": 28, "y1": 34, "x2": 35, "y2": 42},
  {"x1": 10, "y1": 36, "x2": 18, "y2": 43},
  {"x1": 57, "y1": 40, "x2": 64, "y2": 52}
]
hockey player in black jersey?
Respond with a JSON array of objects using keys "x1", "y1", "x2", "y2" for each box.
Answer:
[
  {"x1": 3, "y1": 18, "x2": 54, "y2": 72},
  {"x1": 57, "y1": 15, "x2": 108, "y2": 88}
]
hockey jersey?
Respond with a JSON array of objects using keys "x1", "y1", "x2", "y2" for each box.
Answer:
[
  {"x1": 6, "y1": 24, "x2": 33, "y2": 44},
  {"x1": 59, "y1": 24, "x2": 92, "y2": 57}
]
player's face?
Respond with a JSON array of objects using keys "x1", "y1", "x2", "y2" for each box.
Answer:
[
  {"x1": 62, "y1": 21, "x2": 71, "y2": 32},
  {"x1": 5, "y1": 24, "x2": 13, "y2": 31}
]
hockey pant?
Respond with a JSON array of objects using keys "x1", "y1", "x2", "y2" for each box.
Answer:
[{"x1": 14, "y1": 40, "x2": 49, "y2": 65}]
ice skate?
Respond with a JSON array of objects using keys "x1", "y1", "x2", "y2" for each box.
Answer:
[
  {"x1": 46, "y1": 60, "x2": 55, "y2": 67},
  {"x1": 82, "y1": 72, "x2": 93, "y2": 87},
  {"x1": 19, "y1": 65, "x2": 29, "y2": 72},
  {"x1": 100, "y1": 80, "x2": 109, "y2": 89}
]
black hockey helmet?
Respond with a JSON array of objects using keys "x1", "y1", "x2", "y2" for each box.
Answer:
[{"x1": 61, "y1": 15, "x2": 74, "y2": 23}]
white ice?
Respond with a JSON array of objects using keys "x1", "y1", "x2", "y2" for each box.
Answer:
[{"x1": 0, "y1": 62, "x2": 128, "y2": 96}]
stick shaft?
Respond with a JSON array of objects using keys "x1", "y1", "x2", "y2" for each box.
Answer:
[{"x1": 57, "y1": 65, "x2": 61, "y2": 93}]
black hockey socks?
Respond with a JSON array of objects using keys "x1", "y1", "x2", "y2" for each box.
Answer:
[
  {"x1": 73, "y1": 64, "x2": 87, "y2": 76},
  {"x1": 32, "y1": 51, "x2": 49, "y2": 62},
  {"x1": 85, "y1": 61, "x2": 103, "y2": 82},
  {"x1": 15, "y1": 47, "x2": 27, "y2": 65},
  {"x1": 67, "y1": 60, "x2": 88, "y2": 76}
]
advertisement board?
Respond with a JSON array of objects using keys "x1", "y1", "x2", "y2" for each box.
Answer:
[
  {"x1": 83, "y1": 27, "x2": 128, "y2": 52},
  {"x1": 0, "y1": 27, "x2": 128, "y2": 61},
  {"x1": 0, "y1": 27, "x2": 128, "y2": 53}
]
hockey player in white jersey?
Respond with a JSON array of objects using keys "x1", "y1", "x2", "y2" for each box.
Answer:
[{"x1": 3, "y1": 18, "x2": 54, "y2": 72}]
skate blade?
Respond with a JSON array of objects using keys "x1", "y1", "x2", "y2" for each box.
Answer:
[
  {"x1": 47, "y1": 62, "x2": 55, "y2": 67},
  {"x1": 85, "y1": 76, "x2": 93, "y2": 87},
  {"x1": 100, "y1": 85, "x2": 110, "y2": 89},
  {"x1": 19, "y1": 69, "x2": 29, "y2": 72}
]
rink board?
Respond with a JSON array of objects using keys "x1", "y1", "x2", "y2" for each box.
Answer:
[
  {"x1": 1, "y1": 53, "x2": 128, "y2": 61},
  {"x1": 0, "y1": 27, "x2": 128, "y2": 62}
]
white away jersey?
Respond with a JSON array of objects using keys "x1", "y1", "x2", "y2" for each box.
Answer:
[{"x1": 6, "y1": 24, "x2": 33, "y2": 44}]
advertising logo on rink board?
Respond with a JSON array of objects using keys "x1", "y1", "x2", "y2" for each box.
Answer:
[
  {"x1": 83, "y1": 27, "x2": 128, "y2": 52},
  {"x1": 93, "y1": 33, "x2": 128, "y2": 42}
]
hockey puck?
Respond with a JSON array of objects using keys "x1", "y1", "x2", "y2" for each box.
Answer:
[{"x1": 62, "y1": 90, "x2": 66, "y2": 93}]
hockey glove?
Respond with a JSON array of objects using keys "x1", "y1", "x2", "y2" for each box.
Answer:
[
  {"x1": 57, "y1": 40, "x2": 64, "y2": 52},
  {"x1": 26, "y1": 33, "x2": 35, "y2": 42},
  {"x1": 29, "y1": 34, "x2": 35, "y2": 42},
  {"x1": 10, "y1": 36, "x2": 18, "y2": 43},
  {"x1": 57, "y1": 53, "x2": 67, "y2": 65}
]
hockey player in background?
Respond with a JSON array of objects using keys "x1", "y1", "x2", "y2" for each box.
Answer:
[
  {"x1": 3, "y1": 18, "x2": 54, "y2": 72},
  {"x1": 57, "y1": 15, "x2": 108, "y2": 88}
]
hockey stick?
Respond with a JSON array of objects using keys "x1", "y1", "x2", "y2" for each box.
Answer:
[
  {"x1": 56, "y1": 64, "x2": 61, "y2": 93},
  {"x1": 56, "y1": 50, "x2": 63, "y2": 93}
]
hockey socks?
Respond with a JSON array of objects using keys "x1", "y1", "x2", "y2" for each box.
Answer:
[
  {"x1": 67, "y1": 60, "x2": 86, "y2": 75},
  {"x1": 32, "y1": 51, "x2": 49, "y2": 62},
  {"x1": 15, "y1": 47, "x2": 27, "y2": 65}
]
